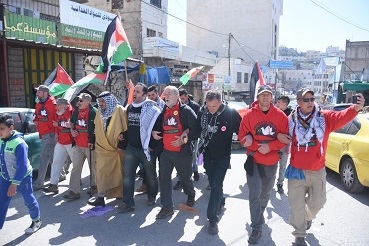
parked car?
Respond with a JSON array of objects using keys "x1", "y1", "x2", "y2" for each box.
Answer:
[
  {"x1": 0, "y1": 108, "x2": 42, "y2": 170},
  {"x1": 226, "y1": 101, "x2": 248, "y2": 148},
  {"x1": 323, "y1": 103, "x2": 352, "y2": 111},
  {"x1": 326, "y1": 112, "x2": 369, "y2": 192}
]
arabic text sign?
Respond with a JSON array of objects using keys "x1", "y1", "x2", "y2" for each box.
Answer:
[
  {"x1": 59, "y1": 24, "x2": 104, "y2": 50},
  {"x1": 269, "y1": 60, "x2": 293, "y2": 69},
  {"x1": 4, "y1": 10, "x2": 56, "y2": 44},
  {"x1": 60, "y1": 0, "x2": 116, "y2": 32}
]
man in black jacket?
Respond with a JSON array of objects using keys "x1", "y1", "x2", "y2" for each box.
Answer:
[
  {"x1": 152, "y1": 86, "x2": 198, "y2": 219},
  {"x1": 196, "y1": 90, "x2": 241, "y2": 235}
]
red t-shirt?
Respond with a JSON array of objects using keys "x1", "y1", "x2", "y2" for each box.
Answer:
[
  {"x1": 163, "y1": 103, "x2": 183, "y2": 152},
  {"x1": 55, "y1": 106, "x2": 73, "y2": 145},
  {"x1": 74, "y1": 107, "x2": 90, "y2": 148}
]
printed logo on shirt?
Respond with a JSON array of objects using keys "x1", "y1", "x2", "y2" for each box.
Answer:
[
  {"x1": 164, "y1": 116, "x2": 178, "y2": 127},
  {"x1": 255, "y1": 122, "x2": 277, "y2": 138},
  {"x1": 59, "y1": 119, "x2": 69, "y2": 128},
  {"x1": 5, "y1": 147, "x2": 14, "y2": 152},
  {"x1": 128, "y1": 112, "x2": 140, "y2": 127},
  {"x1": 39, "y1": 108, "x2": 48, "y2": 117},
  {"x1": 76, "y1": 118, "x2": 87, "y2": 128}
]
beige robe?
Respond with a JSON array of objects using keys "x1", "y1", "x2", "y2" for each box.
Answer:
[{"x1": 94, "y1": 105, "x2": 127, "y2": 199}]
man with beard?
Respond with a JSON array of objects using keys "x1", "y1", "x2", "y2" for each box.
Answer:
[
  {"x1": 88, "y1": 91, "x2": 128, "y2": 207},
  {"x1": 238, "y1": 85, "x2": 288, "y2": 244},
  {"x1": 117, "y1": 83, "x2": 161, "y2": 212},
  {"x1": 63, "y1": 93, "x2": 97, "y2": 201},
  {"x1": 43, "y1": 98, "x2": 74, "y2": 194},
  {"x1": 152, "y1": 85, "x2": 197, "y2": 220},
  {"x1": 196, "y1": 90, "x2": 241, "y2": 235},
  {"x1": 32, "y1": 85, "x2": 57, "y2": 191}
]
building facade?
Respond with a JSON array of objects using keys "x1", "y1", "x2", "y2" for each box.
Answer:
[{"x1": 344, "y1": 40, "x2": 369, "y2": 81}]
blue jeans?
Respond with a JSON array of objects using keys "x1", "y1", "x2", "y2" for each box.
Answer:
[
  {"x1": 0, "y1": 174, "x2": 40, "y2": 229},
  {"x1": 122, "y1": 144, "x2": 158, "y2": 207},
  {"x1": 204, "y1": 155, "x2": 229, "y2": 223}
]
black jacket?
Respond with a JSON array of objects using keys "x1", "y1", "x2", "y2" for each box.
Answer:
[{"x1": 152, "y1": 101, "x2": 199, "y2": 155}]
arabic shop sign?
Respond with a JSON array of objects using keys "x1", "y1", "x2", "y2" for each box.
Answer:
[
  {"x1": 60, "y1": 0, "x2": 116, "y2": 32},
  {"x1": 4, "y1": 9, "x2": 56, "y2": 44},
  {"x1": 60, "y1": 24, "x2": 104, "y2": 50}
]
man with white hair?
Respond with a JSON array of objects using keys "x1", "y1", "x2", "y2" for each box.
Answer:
[
  {"x1": 152, "y1": 85, "x2": 198, "y2": 220},
  {"x1": 88, "y1": 91, "x2": 128, "y2": 207},
  {"x1": 43, "y1": 98, "x2": 74, "y2": 194}
]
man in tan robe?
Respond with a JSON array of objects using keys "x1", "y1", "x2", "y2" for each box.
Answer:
[{"x1": 88, "y1": 91, "x2": 128, "y2": 206}]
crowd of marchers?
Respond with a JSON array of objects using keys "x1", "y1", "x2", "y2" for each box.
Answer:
[{"x1": 0, "y1": 82, "x2": 365, "y2": 246}]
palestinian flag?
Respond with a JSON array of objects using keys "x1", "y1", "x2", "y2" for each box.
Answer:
[
  {"x1": 249, "y1": 61, "x2": 266, "y2": 102},
  {"x1": 44, "y1": 64, "x2": 74, "y2": 97},
  {"x1": 179, "y1": 66, "x2": 204, "y2": 85},
  {"x1": 96, "y1": 16, "x2": 133, "y2": 73}
]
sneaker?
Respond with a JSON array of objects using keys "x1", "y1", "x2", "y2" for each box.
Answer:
[
  {"x1": 63, "y1": 191, "x2": 80, "y2": 200},
  {"x1": 306, "y1": 220, "x2": 312, "y2": 230},
  {"x1": 147, "y1": 197, "x2": 156, "y2": 206},
  {"x1": 295, "y1": 237, "x2": 307, "y2": 246},
  {"x1": 42, "y1": 184, "x2": 59, "y2": 194},
  {"x1": 186, "y1": 195, "x2": 195, "y2": 207},
  {"x1": 87, "y1": 186, "x2": 98, "y2": 196},
  {"x1": 208, "y1": 222, "x2": 219, "y2": 235},
  {"x1": 248, "y1": 230, "x2": 262, "y2": 244},
  {"x1": 25, "y1": 219, "x2": 42, "y2": 235},
  {"x1": 173, "y1": 181, "x2": 182, "y2": 190},
  {"x1": 156, "y1": 208, "x2": 174, "y2": 219},
  {"x1": 193, "y1": 171, "x2": 199, "y2": 181},
  {"x1": 117, "y1": 203, "x2": 135, "y2": 213},
  {"x1": 87, "y1": 197, "x2": 105, "y2": 207},
  {"x1": 135, "y1": 183, "x2": 147, "y2": 193},
  {"x1": 277, "y1": 184, "x2": 284, "y2": 194}
]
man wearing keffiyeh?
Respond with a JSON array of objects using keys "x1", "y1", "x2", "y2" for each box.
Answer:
[
  {"x1": 278, "y1": 88, "x2": 365, "y2": 246},
  {"x1": 88, "y1": 91, "x2": 128, "y2": 207}
]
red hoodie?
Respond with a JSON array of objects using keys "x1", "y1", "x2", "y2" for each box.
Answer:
[
  {"x1": 238, "y1": 101, "x2": 288, "y2": 165},
  {"x1": 289, "y1": 105, "x2": 358, "y2": 171},
  {"x1": 55, "y1": 105, "x2": 73, "y2": 145},
  {"x1": 34, "y1": 95, "x2": 57, "y2": 138}
]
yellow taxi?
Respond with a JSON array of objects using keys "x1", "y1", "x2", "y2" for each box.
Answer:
[{"x1": 326, "y1": 111, "x2": 369, "y2": 192}]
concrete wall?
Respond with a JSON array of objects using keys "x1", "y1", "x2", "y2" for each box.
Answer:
[{"x1": 344, "y1": 40, "x2": 369, "y2": 81}]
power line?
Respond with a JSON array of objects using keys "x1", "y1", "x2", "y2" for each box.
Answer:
[{"x1": 309, "y1": 0, "x2": 369, "y2": 33}]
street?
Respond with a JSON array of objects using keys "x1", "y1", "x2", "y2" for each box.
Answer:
[{"x1": 1, "y1": 149, "x2": 369, "y2": 246}]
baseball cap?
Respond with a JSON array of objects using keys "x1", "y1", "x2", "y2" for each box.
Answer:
[
  {"x1": 36, "y1": 85, "x2": 49, "y2": 93},
  {"x1": 77, "y1": 93, "x2": 92, "y2": 101},
  {"x1": 56, "y1": 98, "x2": 69, "y2": 105},
  {"x1": 296, "y1": 88, "x2": 314, "y2": 99},
  {"x1": 257, "y1": 85, "x2": 273, "y2": 96}
]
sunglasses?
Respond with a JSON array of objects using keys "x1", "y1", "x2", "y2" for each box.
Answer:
[{"x1": 299, "y1": 97, "x2": 315, "y2": 103}]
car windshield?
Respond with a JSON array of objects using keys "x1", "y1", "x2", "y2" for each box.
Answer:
[{"x1": 227, "y1": 101, "x2": 248, "y2": 110}]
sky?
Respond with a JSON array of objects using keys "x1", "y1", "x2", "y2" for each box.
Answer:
[{"x1": 168, "y1": 0, "x2": 369, "y2": 52}]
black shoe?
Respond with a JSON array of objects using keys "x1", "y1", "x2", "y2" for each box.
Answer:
[
  {"x1": 87, "y1": 197, "x2": 105, "y2": 207},
  {"x1": 306, "y1": 220, "x2": 312, "y2": 230},
  {"x1": 156, "y1": 208, "x2": 174, "y2": 219},
  {"x1": 193, "y1": 171, "x2": 199, "y2": 181},
  {"x1": 186, "y1": 195, "x2": 195, "y2": 207},
  {"x1": 208, "y1": 222, "x2": 219, "y2": 235},
  {"x1": 147, "y1": 197, "x2": 156, "y2": 206},
  {"x1": 295, "y1": 237, "x2": 307, "y2": 246},
  {"x1": 248, "y1": 230, "x2": 262, "y2": 244},
  {"x1": 277, "y1": 184, "x2": 284, "y2": 194},
  {"x1": 42, "y1": 184, "x2": 59, "y2": 194},
  {"x1": 173, "y1": 181, "x2": 182, "y2": 190},
  {"x1": 117, "y1": 203, "x2": 135, "y2": 213}
]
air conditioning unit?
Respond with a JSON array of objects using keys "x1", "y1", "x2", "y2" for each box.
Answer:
[{"x1": 22, "y1": 8, "x2": 40, "y2": 19}]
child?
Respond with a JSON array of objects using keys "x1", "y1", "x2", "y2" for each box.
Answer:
[{"x1": 0, "y1": 115, "x2": 42, "y2": 234}]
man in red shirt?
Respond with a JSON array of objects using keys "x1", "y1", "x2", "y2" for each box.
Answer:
[
  {"x1": 152, "y1": 85, "x2": 198, "y2": 220},
  {"x1": 63, "y1": 93, "x2": 97, "y2": 201},
  {"x1": 278, "y1": 88, "x2": 365, "y2": 246},
  {"x1": 43, "y1": 98, "x2": 74, "y2": 194},
  {"x1": 32, "y1": 85, "x2": 57, "y2": 191},
  {"x1": 238, "y1": 85, "x2": 288, "y2": 244}
]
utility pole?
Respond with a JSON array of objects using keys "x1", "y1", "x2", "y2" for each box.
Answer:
[{"x1": 228, "y1": 33, "x2": 231, "y2": 76}]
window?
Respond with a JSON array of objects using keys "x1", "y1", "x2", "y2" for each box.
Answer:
[
  {"x1": 237, "y1": 72, "x2": 242, "y2": 83},
  {"x1": 158, "y1": 32, "x2": 163, "y2": 38},
  {"x1": 244, "y1": 73, "x2": 249, "y2": 83},
  {"x1": 150, "y1": 0, "x2": 161, "y2": 8},
  {"x1": 147, "y1": 28, "x2": 156, "y2": 37}
]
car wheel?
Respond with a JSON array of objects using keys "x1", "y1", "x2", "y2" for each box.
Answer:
[{"x1": 340, "y1": 158, "x2": 364, "y2": 193}]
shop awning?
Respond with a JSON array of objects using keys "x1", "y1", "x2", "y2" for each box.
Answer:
[{"x1": 342, "y1": 81, "x2": 369, "y2": 91}]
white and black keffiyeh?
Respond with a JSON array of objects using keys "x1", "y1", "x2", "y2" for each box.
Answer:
[
  {"x1": 97, "y1": 91, "x2": 119, "y2": 133},
  {"x1": 288, "y1": 102, "x2": 325, "y2": 153}
]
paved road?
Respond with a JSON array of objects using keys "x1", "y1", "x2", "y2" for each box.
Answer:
[{"x1": 1, "y1": 149, "x2": 369, "y2": 245}]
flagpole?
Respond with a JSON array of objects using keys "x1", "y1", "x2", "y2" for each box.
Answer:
[{"x1": 124, "y1": 60, "x2": 129, "y2": 82}]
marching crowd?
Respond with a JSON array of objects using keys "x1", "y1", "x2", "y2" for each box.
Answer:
[{"x1": 0, "y1": 82, "x2": 365, "y2": 246}]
